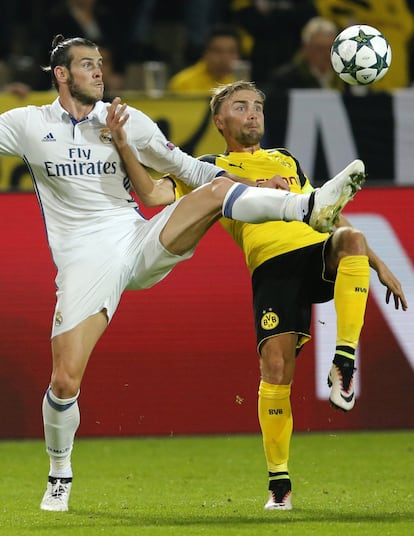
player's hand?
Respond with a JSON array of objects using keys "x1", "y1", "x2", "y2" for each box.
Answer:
[
  {"x1": 256, "y1": 174, "x2": 290, "y2": 190},
  {"x1": 106, "y1": 97, "x2": 129, "y2": 148},
  {"x1": 376, "y1": 263, "x2": 408, "y2": 311}
]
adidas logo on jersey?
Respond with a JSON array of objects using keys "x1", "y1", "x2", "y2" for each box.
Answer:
[{"x1": 42, "y1": 132, "x2": 56, "y2": 142}]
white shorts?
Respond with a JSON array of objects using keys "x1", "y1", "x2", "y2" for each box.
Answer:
[{"x1": 51, "y1": 201, "x2": 194, "y2": 337}]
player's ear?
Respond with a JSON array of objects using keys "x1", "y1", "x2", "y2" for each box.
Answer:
[
  {"x1": 214, "y1": 114, "x2": 223, "y2": 129},
  {"x1": 54, "y1": 65, "x2": 69, "y2": 84}
]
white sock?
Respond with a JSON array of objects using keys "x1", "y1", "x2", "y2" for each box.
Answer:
[
  {"x1": 42, "y1": 386, "x2": 80, "y2": 478},
  {"x1": 222, "y1": 183, "x2": 310, "y2": 222}
]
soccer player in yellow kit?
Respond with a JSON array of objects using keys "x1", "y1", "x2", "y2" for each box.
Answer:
[{"x1": 172, "y1": 81, "x2": 407, "y2": 510}]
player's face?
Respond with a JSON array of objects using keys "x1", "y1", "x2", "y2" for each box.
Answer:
[
  {"x1": 216, "y1": 90, "x2": 265, "y2": 147},
  {"x1": 67, "y1": 46, "x2": 104, "y2": 104}
]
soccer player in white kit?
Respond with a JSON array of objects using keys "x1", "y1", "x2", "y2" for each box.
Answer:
[{"x1": 0, "y1": 35, "x2": 365, "y2": 512}]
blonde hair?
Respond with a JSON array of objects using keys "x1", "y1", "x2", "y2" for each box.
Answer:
[
  {"x1": 301, "y1": 17, "x2": 338, "y2": 45},
  {"x1": 210, "y1": 80, "x2": 265, "y2": 115}
]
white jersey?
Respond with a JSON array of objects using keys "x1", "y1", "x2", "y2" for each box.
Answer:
[
  {"x1": 0, "y1": 98, "x2": 224, "y2": 336},
  {"x1": 0, "y1": 98, "x2": 223, "y2": 255}
]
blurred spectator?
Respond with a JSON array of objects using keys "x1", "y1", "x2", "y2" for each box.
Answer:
[
  {"x1": 39, "y1": 0, "x2": 124, "y2": 94},
  {"x1": 407, "y1": 1, "x2": 414, "y2": 84},
  {"x1": 123, "y1": 0, "x2": 163, "y2": 63},
  {"x1": 182, "y1": 0, "x2": 232, "y2": 65},
  {"x1": 0, "y1": 2, "x2": 38, "y2": 95},
  {"x1": 168, "y1": 24, "x2": 241, "y2": 95},
  {"x1": 0, "y1": 4, "x2": 16, "y2": 70},
  {"x1": 0, "y1": 3, "x2": 15, "y2": 91},
  {"x1": 316, "y1": 0, "x2": 414, "y2": 90},
  {"x1": 231, "y1": 0, "x2": 317, "y2": 86},
  {"x1": 122, "y1": 1, "x2": 231, "y2": 73},
  {"x1": 265, "y1": 16, "x2": 343, "y2": 93},
  {"x1": 2, "y1": 82, "x2": 32, "y2": 99}
]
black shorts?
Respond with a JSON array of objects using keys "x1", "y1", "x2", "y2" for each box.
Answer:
[{"x1": 252, "y1": 239, "x2": 334, "y2": 353}]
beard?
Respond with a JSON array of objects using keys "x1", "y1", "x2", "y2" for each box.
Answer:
[
  {"x1": 236, "y1": 128, "x2": 263, "y2": 147},
  {"x1": 68, "y1": 75, "x2": 102, "y2": 105}
]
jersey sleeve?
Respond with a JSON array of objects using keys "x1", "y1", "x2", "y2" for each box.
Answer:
[
  {"x1": 127, "y1": 108, "x2": 224, "y2": 188},
  {"x1": 0, "y1": 107, "x2": 27, "y2": 157}
]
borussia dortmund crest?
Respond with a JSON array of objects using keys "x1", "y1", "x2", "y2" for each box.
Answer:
[{"x1": 261, "y1": 309, "x2": 279, "y2": 330}]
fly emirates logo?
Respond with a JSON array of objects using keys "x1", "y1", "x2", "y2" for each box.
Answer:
[{"x1": 44, "y1": 148, "x2": 118, "y2": 177}]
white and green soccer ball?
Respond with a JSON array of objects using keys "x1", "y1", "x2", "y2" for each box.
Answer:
[{"x1": 330, "y1": 24, "x2": 392, "y2": 85}]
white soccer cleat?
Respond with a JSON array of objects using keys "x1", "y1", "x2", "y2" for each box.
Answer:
[
  {"x1": 264, "y1": 479, "x2": 292, "y2": 511},
  {"x1": 306, "y1": 159, "x2": 366, "y2": 233},
  {"x1": 327, "y1": 363, "x2": 356, "y2": 412},
  {"x1": 264, "y1": 490, "x2": 292, "y2": 511},
  {"x1": 40, "y1": 476, "x2": 72, "y2": 512}
]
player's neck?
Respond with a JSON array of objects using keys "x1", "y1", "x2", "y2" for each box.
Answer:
[
  {"x1": 226, "y1": 143, "x2": 260, "y2": 154},
  {"x1": 58, "y1": 95, "x2": 96, "y2": 122}
]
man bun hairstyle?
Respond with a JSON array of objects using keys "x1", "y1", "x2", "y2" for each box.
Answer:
[{"x1": 43, "y1": 34, "x2": 98, "y2": 89}]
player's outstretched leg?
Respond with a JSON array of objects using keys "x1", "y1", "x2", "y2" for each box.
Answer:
[
  {"x1": 221, "y1": 160, "x2": 365, "y2": 233},
  {"x1": 305, "y1": 159, "x2": 366, "y2": 233}
]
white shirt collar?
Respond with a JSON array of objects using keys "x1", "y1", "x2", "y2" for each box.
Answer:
[{"x1": 51, "y1": 98, "x2": 106, "y2": 123}]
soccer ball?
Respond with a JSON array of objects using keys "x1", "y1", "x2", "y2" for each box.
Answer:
[{"x1": 330, "y1": 24, "x2": 392, "y2": 85}]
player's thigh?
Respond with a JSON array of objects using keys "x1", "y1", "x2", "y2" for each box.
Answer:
[
  {"x1": 160, "y1": 185, "x2": 224, "y2": 255},
  {"x1": 252, "y1": 244, "x2": 333, "y2": 351},
  {"x1": 252, "y1": 256, "x2": 313, "y2": 352}
]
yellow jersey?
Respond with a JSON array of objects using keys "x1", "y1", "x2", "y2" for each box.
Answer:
[
  {"x1": 168, "y1": 61, "x2": 236, "y2": 95},
  {"x1": 173, "y1": 148, "x2": 329, "y2": 273}
]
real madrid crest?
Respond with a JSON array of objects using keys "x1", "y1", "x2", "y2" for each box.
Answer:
[
  {"x1": 55, "y1": 311, "x2": 63, "y2": 327},
  {"x1": 99, "y1": 128, "x2": 112, "y2": 143}
]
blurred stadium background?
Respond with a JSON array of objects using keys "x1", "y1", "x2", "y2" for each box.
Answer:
[{"x1": 0, "y1": 88, "x2": 413, "y2": 440}]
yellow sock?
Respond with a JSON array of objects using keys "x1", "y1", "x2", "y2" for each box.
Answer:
[
  {"x1": 334, "y1": 255, "x2": 370, "y2": 353},
  {"x1": 258, "y1": 381, "x2": 292, "y2": 473}
]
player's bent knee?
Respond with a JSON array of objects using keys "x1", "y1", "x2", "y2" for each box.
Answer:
[
  {"x1": 192, "y1": 176, "x2": 236, "y2": 211},
  {"x1": 209, "y1": 176, "x2": 236, "y2": 200},
  {"x1": 50, "y1": 372, "x2": 81, "y2": 399},
  {"x1": 333, "y1": 227, "x2": 368, "y2": 255},
  {"x1": 260, "y1": 356, "x2": 292, "y2": 384}
]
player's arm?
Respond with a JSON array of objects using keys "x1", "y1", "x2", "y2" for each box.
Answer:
[
  {"x1": 106, "y1": 98, "x2": 175, "y2": 206},
  {"x1": 220, "y1": 171, "x2": 289, "y2": 190},
  {"x1": 336, "y1": 214, "x2": 408, "y2": 311}
]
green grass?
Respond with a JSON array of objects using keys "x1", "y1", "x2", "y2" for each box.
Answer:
[{"x1": 0, "y1": 431, "x2": 413, "y2": 535}]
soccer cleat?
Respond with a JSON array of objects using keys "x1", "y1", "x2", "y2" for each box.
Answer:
[
  {"x1": 305, "y1": 159, "x2": 366, "y2": 233},
  {"x1": 264, "y1": 478, "x2": 292, "y2": 511},
  {"x1": 40, "y1": 476, "x2": 72, "y2": 512},
  {"x1": 327, "y1": 361, "x2": 356, "y2": 412}
]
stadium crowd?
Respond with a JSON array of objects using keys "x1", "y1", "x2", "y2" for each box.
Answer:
[{"x1": 2, "y1": 0, "x2": 414, "y2": 96}]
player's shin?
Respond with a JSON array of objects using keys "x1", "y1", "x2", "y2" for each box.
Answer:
[
  {"x1": 258, "y1": 382, "x2": 292, "y2": 474},
  {"x1": 334, "y1": 255, "x2": 370, "y2": 353},
  {"x1": 42, "y1": 386, "x2": 80, "y2": 478},
  {"x1": 259, "y1": 382, "x2": 293, "y2": 509},
  {"x1": 222, "y1": 184, "x2": 308, "y2": 223},
  {"x1": 328, "y1": 255, "x2": 370, "y2": 411}
]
